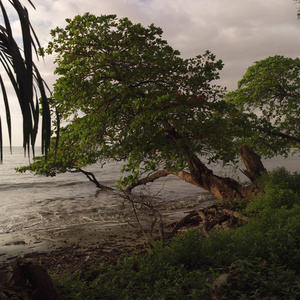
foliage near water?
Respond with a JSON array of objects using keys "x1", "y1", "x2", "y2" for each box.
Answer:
[
  {"x1": 18, "y1": 13, "x2": 299, "y2": 204},
  {"x1": 52, "y1": 168, "x2": 300, "y2": 299}
]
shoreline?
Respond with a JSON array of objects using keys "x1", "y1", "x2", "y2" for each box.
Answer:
[
  {"x1": 0, "y1": 207, "x2": 195, "y2": 265},
  {"x1": 0, "y1": 222, "x2": 157, "y2": 297},
  {"x1": 0, "y1": 198, "x2": 217, "y2": 284},
  {"x1": 0, "y1": 222, "x2": 152, "y2": 264}
]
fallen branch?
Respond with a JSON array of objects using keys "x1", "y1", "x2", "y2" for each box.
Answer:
[
  {"x1": 168, "y1": 204, "x2": 249, "y2": 237},
  {"x1": 207, "y1": 214, "x2": 229, "y2": 230},
  {"x1": 169, "y1": 211, "x2": 198, "y2": 237},
  {"x1": 222, "y1": 209, "x2": 249, "y2": 222}
]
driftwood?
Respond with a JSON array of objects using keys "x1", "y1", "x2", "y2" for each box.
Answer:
[
  {"x1": 8, "y1": 259, "x2": 64, "y2": 300},
  {"x1": 168, "y1": 204, "x2": 249, "y2": 237}
]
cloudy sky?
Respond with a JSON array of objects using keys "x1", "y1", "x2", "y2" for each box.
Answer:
[{"x1": 1, "y1": 0, "x2": 299, "y2": 146}]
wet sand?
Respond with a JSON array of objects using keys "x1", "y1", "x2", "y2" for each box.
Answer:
[
  {"x1": 0, "y1": 207, "x2": 193, "y2": 264},
  {"x1": 0, "y1": 221, "x2": 159, "y2": 298},
  {"x1": 0, "y1": 203, "x2": 216, "y2": 300},
  {"x1": 0, "y1": 222, "x2": 151, "y2": 264},
  {"x1": 0, "y1": 198, "x2": 217, "y2": 270}
]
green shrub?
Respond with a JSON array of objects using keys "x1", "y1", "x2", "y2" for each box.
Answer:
[
  {"x1": 215, "y1": 259, "x2": 300, "y2": 299},
  {"x1": 198, "y1": 206, "x2": 300, "y2": 270},
  {"x1": 246, "y1": 168, "x2": 300, "y2": 213},
  {"x1": 53, "y1": 251, "x2": 210, "y2": 299},
  {"x1": 232, "y1": 206, "x2": 300, "y2": 268},
  {"x1": 162, "y1": 229, "x2": 205, "y2": 268},
  {"x1": 52, "y1": 168, "x2": 300, "y2": 299}
]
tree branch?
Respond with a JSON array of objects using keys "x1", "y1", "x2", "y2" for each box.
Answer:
[
  {"x1": 78, "y1": 168, "x2": 113, "y2": 190},
  {"x1": 265, "y1": 130, "x2": 300, "y2": 144},
  {"x1": 125, "y1": 168, "x2": 173, "y2": 192},
  {"x1": 125, "y1": 167, "x2": 206, "y2": 193}
]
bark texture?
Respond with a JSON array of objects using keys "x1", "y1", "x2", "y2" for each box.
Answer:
[
  {"x1": 167, "y1": 204, "x2": 250, "y2": 237},
  {"x1": 239, "y1": 144, "x2": 266, "y2": 183},
  {"x1": 167, "y1": 128, "x2": 262, "y2": 202},
  {"x1": 10, "y1": 260, "x2": 64, "y2": 300},
  {"x1": 126, "y1": 144, "x2": 265, "y2": 203}
]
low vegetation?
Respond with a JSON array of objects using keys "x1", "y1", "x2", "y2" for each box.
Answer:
[{"x1": 52, "y1": 168, "x2": 300, "y2": 299}]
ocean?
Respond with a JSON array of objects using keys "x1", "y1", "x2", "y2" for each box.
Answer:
[{"x1": 0, "y1": 147, "x2": 299, "y2": 235}]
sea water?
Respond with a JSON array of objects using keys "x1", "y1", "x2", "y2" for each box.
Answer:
[{"x1": 0, "y1": 147, "x2": 299, "y2": 234}]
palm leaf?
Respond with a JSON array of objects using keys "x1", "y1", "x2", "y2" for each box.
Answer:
[
  {"x1": 0, "y1": 0, "x2": 51, "y2": 160},
  {"x1": 33, "y1": 64, "x2": 51, "y2": 154},
  {"x1": 0, "y1": 75, "x2": 12, "y2": 153},
  {"x1": 1, "y1": 1, "x2": 33, "y2": 155}
]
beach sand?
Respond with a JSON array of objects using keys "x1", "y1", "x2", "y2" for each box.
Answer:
[
  {"x1": 0, "y1": 221, "x2": 158, "y2": 298},
  {"x1": 0, "y1": 208, "x2": 192, "y2": 269},
  {"x1": 0, "y1": 205, "x2": 214, "y2": 298},
  {"x1": 0, "y1": 223, "x2": 154, "y2": 265}
]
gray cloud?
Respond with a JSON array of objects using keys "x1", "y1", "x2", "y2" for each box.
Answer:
[{"x1": 1, "y1": 0, "x2": 299, "y2": 146}]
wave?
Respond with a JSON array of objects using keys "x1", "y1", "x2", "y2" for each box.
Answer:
[{"x1": 0, "y1": 179, "x2": 92, "y2": 192}]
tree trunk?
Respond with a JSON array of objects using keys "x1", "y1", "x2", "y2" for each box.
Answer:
[
  {"x1": 239, "y1": 144, "x2": 266, "y2": 183},
  {"x1": 186, "y1": 164, "x2": 258, "y2": 202},
  {"x1": 127, "y1": 144, "x2": 265, "y2": 203},
  {"x1": 11, "y1": 260, "x2": 64, "y2": 300},
  {"x1": 126, "y1": 165, "x2": 260, "y2": 203}
]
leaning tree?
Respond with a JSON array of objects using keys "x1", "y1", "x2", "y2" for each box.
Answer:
[
  {"x1": 18, "y1": 14, "x2": 298, "y2": 203},
  {"x1": 0, "y1": 0, "x2": 51, "y2": 160}
]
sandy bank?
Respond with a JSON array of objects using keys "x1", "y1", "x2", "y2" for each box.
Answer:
[
  {"x1": 0, "y1": 207, "x2": 195, "y2": 264},
  {"x1": 0, "y1": 222, "x2": 150, "y2": 264}
]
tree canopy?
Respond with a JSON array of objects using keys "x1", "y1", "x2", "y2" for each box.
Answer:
[
  {"x1": 226, "y1": 55, "x2": 300, "y2": 155},
  {"x1": 0, "y1": 0, "x2": 51, "y2": 159},
  {"x1": 295, "y1": 0, "x2": 300, "y2": 18},
  {"x1": 19, "y1": 13, "x2": 298, "y2": 202}
]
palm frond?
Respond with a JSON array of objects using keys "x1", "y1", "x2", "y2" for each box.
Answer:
[
  {"x1": 0, "y1": 75, "x2": 12, "y2": 153},
  {"x1": 0, "y1": 0, "x2": 51, "y2": 161}
]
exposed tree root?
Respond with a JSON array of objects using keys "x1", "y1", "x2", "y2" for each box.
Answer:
[{"x1": 167, "y1": 204, "x2": 249, "y2": 238}]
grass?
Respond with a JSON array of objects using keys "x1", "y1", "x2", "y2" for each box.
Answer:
[{"x1": 52, "y1": 168, "x2": 300, "y2": 299}]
